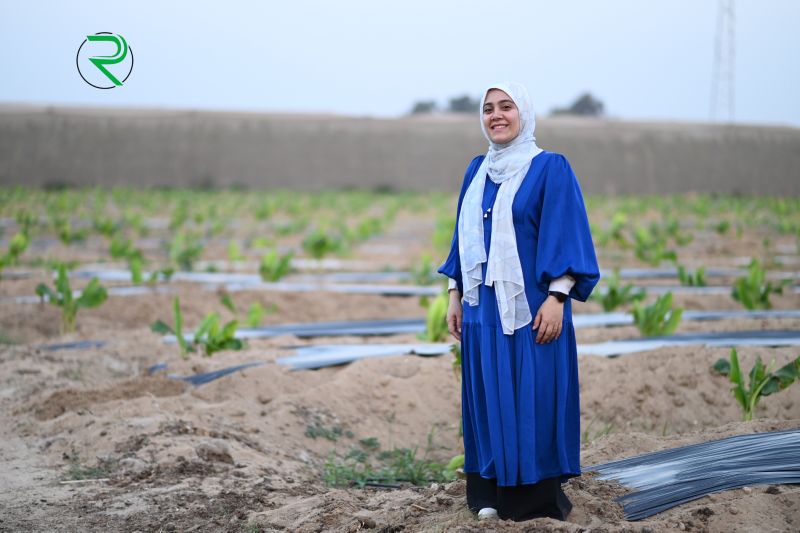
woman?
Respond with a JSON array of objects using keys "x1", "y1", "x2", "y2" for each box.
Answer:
[{"x1": 438, "y1": 82, "x2": 600, "y2": 522}]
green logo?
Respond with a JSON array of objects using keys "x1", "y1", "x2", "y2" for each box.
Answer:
[{"x1": 76, "y1": 32, "x2": 134, "y2": 89}]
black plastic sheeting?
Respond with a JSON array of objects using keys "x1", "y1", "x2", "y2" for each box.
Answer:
[
  {"x1": 276, "y1": 343, "x2": 451, "y2": 370},
  {"x1": 148, "y1": 361, "x2": 265, "y2": 386},
  {"x1": 38, "y1": 340, "x2": 107, "y2": 351},
  {"x1": 588, "y1": 429, "x2": 800, "y2": 520},
  {"x1": 235, "y1": 318, "x2": 425, "y2": 339}
]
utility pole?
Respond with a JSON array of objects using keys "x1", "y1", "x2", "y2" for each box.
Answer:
[{"x1": 710, "y1": 0, "x2": 736, "y2": 122}]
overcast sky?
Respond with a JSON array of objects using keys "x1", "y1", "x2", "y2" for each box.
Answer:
[{"x1": 1, "y1": 1, "x2": 798, "y2": 126}]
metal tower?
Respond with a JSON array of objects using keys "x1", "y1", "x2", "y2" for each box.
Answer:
[{"x1": 710, "y1": 0, "x2": 736, "y2": 122}]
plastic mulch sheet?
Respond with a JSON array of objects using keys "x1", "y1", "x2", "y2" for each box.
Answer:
[
  {"x1": 587, "y1": 429, "x2": 800, "y2": 520},
  {"x1": 578, "y1": 330, "x2": 800, "y2": 357},
  {"x1": 276, "y1": 343, "x2": 451, "y2": 370}
]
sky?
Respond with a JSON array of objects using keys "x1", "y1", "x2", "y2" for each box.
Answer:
[{"x1": 1, "y1": 0, "x2": 798, "y2": 126}]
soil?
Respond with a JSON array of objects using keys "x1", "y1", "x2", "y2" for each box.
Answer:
[{"x1": 1, "y1": 201, "x2": 799, "y2": 532}]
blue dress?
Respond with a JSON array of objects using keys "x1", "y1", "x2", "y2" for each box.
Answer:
[{"x1": 438, "y1": 151, "x2": 600, "y2": 488}]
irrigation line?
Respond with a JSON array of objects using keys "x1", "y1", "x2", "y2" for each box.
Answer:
[
  {"x1": 148, "y1": 361, "x2": 266, "y2": 386},
  {"x1": 578, "y1": 330, "x2": 800, "y2": 357},
  {"x1": 157, "y1": 311, "x2": 800, "y2": 344},
  {"x1": 588, "y1": 429, "x2": 800, "y2": 520},
  {"x1": 276, "y1": 343, "x2": 452, "y2": 370}
]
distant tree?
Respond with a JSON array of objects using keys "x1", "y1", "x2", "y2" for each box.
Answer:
[
  {"x1": 551, "y1": 92, "x2": 605, "y2": 117},
  {"x1": 410, "y1": 100, "x2": 438, "y2": 115},
  {"x1": 448, "y1": 95, "x2": 480, "y2": 113}
]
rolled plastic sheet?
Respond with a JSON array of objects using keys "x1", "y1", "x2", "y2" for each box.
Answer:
[{"x1": 587, "y1": 429, "x2": 800, "y2": 520}]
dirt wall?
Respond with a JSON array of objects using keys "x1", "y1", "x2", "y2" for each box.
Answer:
[{"x1": 1, "y1": 105, "x2": 798, "y2": 194}]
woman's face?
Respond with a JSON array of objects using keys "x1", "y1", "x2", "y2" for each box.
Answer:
[{"x1": 482, "y1": 89, "x2": 520, "y2": 144}]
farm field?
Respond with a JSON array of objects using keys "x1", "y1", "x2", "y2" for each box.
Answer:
[{"x1": 0, "y1": 186, "x2": 799, "y2": 532}]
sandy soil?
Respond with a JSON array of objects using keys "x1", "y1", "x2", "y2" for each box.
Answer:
[{"x1": 1, "y1": 197, "x2": 799, "y2": 532}]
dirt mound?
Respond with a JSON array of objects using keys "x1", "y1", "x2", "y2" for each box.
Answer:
[{"x1": 31, "y1": 375, "x2": 187, "y2": 420}]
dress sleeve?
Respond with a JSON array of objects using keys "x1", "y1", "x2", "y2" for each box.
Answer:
[
  {"x1": 437, "y1": 155, "x2": 485, "y2": 294},
  {"x1": 535, "y1": 155, "x2": 600, "y2": 302}
]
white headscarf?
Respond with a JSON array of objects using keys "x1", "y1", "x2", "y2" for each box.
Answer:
[{"x1": 457, "y1": 82, "x2": 543, "y2": 335}]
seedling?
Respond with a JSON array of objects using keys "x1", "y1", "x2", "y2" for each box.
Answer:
[
  {"x1": 632, "y1": 292, "x2": 683, "y2": 337},
  {"x1": 592, "y1": 269, "x2": 646, "y2": 312},
  {"x1": 323, "y1": 431, "x2": 454, "y2": 488},
  {"x1": 713, "y1": 349, "x2": 800, "y2": 421},
  {"x1": 152, "y1": 297, "x2": 244, "y2": 358},
  {"x1": 409, "y1": 254, "x2": 436, "y2": 286},
  {"x1": 0, "y1": 231, "x2": 28, "y2": 274},
  {"x1": 92, "y1": 215, "x2": 119, "y2": 237},
  {"x1": 109, "y1": 234, "x2": 133, "y2": 259},
  {"x1": 169, "y1": 232, "x2": 204, "y2": 271},
  {"x1": 218, "y1": 293, "x2": 271, "y2": 328},
  {"x1": 52, "y1": 216, "x2": 88, "y2": 244},
  {"x1": 244, "y1": 301, "x2": 273, "y2": 327},
  {"x1": 677, "y1": 265, "x2": 706, "y2": 287},
  {"x1": 633, "y1": 224, "x2": 677, "y2": 266},
  {"x1": 151, "y1": 297, "x2": 193, "y2": 357},
  {"x1": 354, "y1": 216, "x2": 384, "y2": 241},
  {"x1": 36, "y1": 263, "x2": 108, "y2": 334},
  {"x1": 302, "y1": 228, "x2": 346, "y2": 259},
  {"x1": 732, "y1": 259, "x2": 789, "y2": 310},
  {"x1": 259, "y1": 250, "x2": 293, "y2": 281},
  {"x1": 714, "y1": 220, "x2": 731, "y2": 235},
  {"x1": 227, "y1": 240, "x2": 244, "y2": 262},
  {"x1": 419, "y1": 291, "x2": 449, "y2": 342},
  {"x1": 431, "y1": 214, "x2": 456, "y2": 253},
  {"x1": 147, "y1": 266, "x2": 175, "y2": 284}
]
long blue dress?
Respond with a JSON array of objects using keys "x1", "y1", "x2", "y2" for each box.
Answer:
[{"x1": 438, "y1": 151, "x2": 600, "y2": 488}]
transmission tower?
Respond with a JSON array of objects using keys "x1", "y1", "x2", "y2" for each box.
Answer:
[{"x1": 710, "y1": 0, "x2": 736, "y2": 122}]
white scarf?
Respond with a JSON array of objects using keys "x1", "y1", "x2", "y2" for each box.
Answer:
[{"x1": 457, "y1": 82, "x2": 543, "y2": 335}]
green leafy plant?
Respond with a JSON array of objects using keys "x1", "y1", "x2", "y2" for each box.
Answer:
[
  {"x1": 169, "y1": 232, "x2": 204, "y2": 271},
  {"x1": 151, "y1": 297, "x2": 193, "y2": 357},
  {"x1": 431, "y1": 214, "x2": 456, "y2": 253},
  {"x1": 92, "y1": 215, "x2": 119, "y2": 237},
  {"x1": 353, "y1": 216, "x2": 385, "y2": 241},
  {"x1": 633, "y1": 224, "x2": 677, "y2": 266},
  {"x1": 409, "y1": 254, "x2": 436, "y2": 286},
  {"x1": 419, "y1": 291, "x2": 449, "y2": 342},
  {"x1": 227, "y1": 240, "x2": 244, "y2": 262},
  {"x1": 302, "y1": 228, "x2": 346, "y2": 260},
  {"x1": 632, "y1": 292, "x2": 683, "y2": 336},
  {"x1": 664, "y1": 217, "x2": 693, "y2": 246},
  {"x1": 36, "y1": 263, "x2": 107, "y2": 334},
  {"x1": 323, "y1": 432, "x2": 454, "y2": 488},
  {"x1": 714, "y1": 220, "x2": 731, "y2": 235},
  {"x1": 592, "y1": 269, "x2": 646, "y2": 312},
  {"x1": 147, "y1": 266, "x2": 175, "y2": 284},
  {"x1": 259, "y1": 250, "x2": 293, "y2": 281},
  {"x1": 732, "y1": 259, "x2": 789, "y2": 310},
  {"x1": 713, "y1": 349, "x2": 800, "y2": 421},
  {"x1": 244, "y1": 301, "x2": 273, "y2": 327},
  {"x1": 0, "y1": 231, "x2": 28, "y2": 273},
  {"x1": 52, "y1": 216, "x2": 88, "y2": 244},
  {"x1": 219, "y1": 293, "x2": 270, "y2": 328},
  {"x1": 152, "y1": 297, "x2": 244, "y2": 358},
  {"x1": 677, "y1": 265, "x2": 706, "y2": 287}
]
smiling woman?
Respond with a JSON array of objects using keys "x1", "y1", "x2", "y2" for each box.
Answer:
[
  {"x1": 438, "y1": 82, "x2": 600, "y2": 523},
  {"x1": 482, "y1": 90, "x2": 521, "y2": 144}
]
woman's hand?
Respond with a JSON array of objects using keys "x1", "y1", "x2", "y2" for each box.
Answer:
[
  {"x1": 446, "y1": 289, "x2": 463, "y2": 341},
  {"x1": 532, "y1": 295, "x2": 564, "y2": 344}
]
